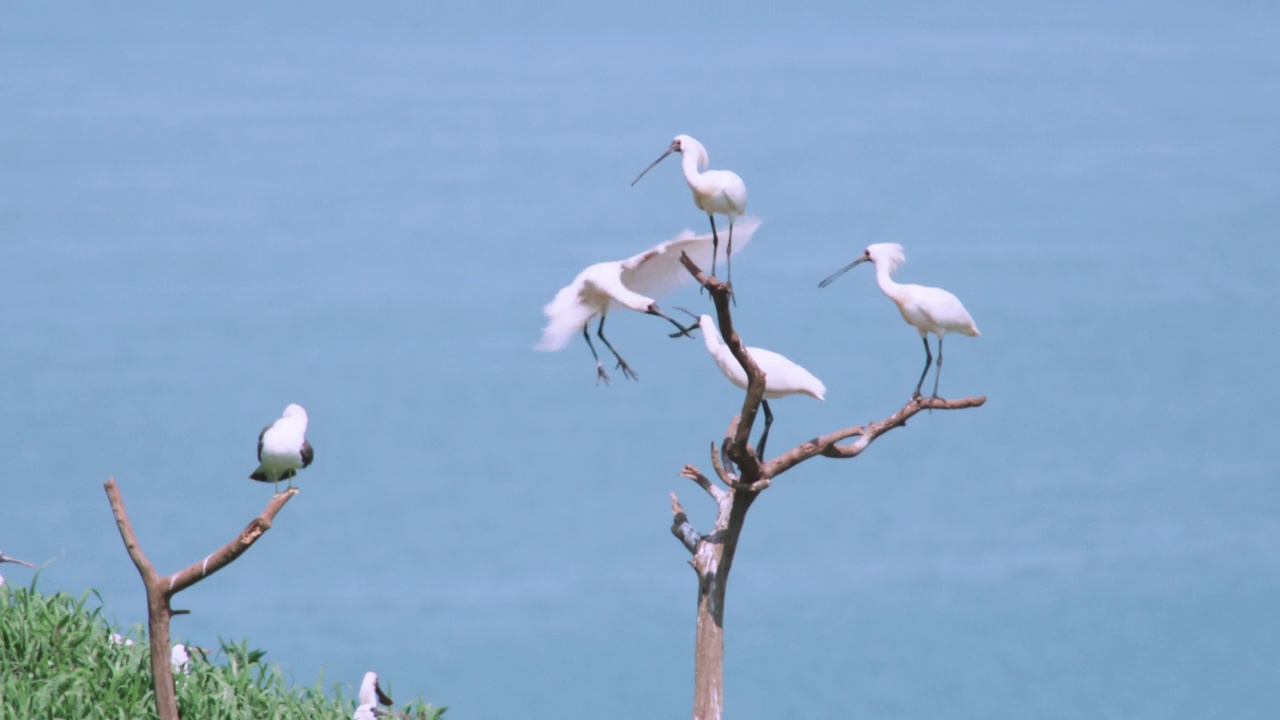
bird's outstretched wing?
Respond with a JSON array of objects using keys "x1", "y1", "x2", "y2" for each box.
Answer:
[
  {"x1": 535, "y1": 276, "x2": 600, "y2": 352},
  {"x1": 620, "y1": 216, "x2": 761, "y2": 300}
]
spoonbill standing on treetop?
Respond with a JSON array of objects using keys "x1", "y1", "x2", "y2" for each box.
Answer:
[
  {"x1": 249, "y1": 403, "x2": 313, "y2": 494},
  {"x1": 535, "y1": 217, "x2": 762, "y2": 385},
  {"x1": 0, "y1": 549, "x2": 35, "y2": 587},
  {"x1": 819, "y1": 243, "x2": 979, "y2": 399},
  {"x1": 631, "y1": 135, "x2": 748, "y2": 291},
  {"x1": 688, "y1": 311, "x2": 825, "y2": 458}
]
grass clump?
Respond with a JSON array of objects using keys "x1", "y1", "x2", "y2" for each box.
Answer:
[{"x1": 1, "y1": 585, "x2": 444, "y2": 719}]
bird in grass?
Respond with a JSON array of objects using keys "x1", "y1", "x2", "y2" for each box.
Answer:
[
  {"x1": 632, "y1": 135, "x2": 748, "y2": 291},
  {"x1": 170, "y1": 643, "x2": 208, "y2": 673},
  {"x1": 536, "y1": 217, "x2": 762, "y2": 385},
  {"x1": 0, "y1": 550, "x2": 34, "y2": 587},
  {"x1": 353, "y1": 671, "x2": 394, "y2": 720},
  {"x1": 249, "y1": 404, "x2": 314, "y2": 494},
  {"x1": 688, "y1": 312, "x2": 825, "y2": 458},
  {"x1": 819, "y1": 243, "x2": 979, "y2": 399}
]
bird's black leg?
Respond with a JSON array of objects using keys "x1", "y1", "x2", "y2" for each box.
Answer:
[
  {"x1": 583, "y1": 324, "x2": 610, "y2": 385},
  {"x1": 597, "y1": 316, "x2": 638, "y2": 380},
  {"x1": 704, "y1": 214, "x2": 721, "y2": 291},
  {"x1": 757, "y1": 399, "x2": 774, "y2": 459},
  {"x1": 931, "y1": 335, "x2": 944, "y2": 400},
  {"x1": 650, "y1": 306, "x2": 696, "y2": 338},
  {"x1": 913, "y1": 336, "x2": 933, "y2": 399},
  {"x1": 726, "y1": 220, "x2": 737, "y2": 306}
]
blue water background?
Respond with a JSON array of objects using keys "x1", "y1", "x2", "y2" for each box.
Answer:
[{"x1": 2, "y1": 4, "x2": 1277, "y2": 718}]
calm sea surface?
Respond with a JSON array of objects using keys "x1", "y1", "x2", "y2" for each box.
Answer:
[{"x1": 2, "y1": 4, "x2": 1277, "y2": 718}]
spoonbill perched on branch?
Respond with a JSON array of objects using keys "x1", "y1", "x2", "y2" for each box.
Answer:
[
  {"x1": 249, "y1": 404, "x2": 314, "y2": 494},
  {"x1": 632, "y1": 135, "x2": 748, "y2": 291},
  {"x1": 819, "y1": 243, "x2": 979, "y2": 399},
  {"x1": 688, "y1": 311, "x2": 825, "y2": 458},
  {"x1": 536, "y1": 217, "x2": 762, "y2": 385}
]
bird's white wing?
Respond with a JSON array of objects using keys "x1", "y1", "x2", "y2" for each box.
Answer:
[
  {"x1": 535, "y1": 276, "x2": 599, "y2": 352},
  {"x1": 748, "y1": 346, "x2": 827, "y2": 399},
  {"x1": 914, "y1": 285, "x2": 978, "y2": 334},
  {"x1": 620, "y1": 216, "x2": 762, "y2": 300}
]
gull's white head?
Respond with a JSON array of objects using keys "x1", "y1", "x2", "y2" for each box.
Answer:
[
  {"x1": 359, "y1": 671, "x2": 393, "y2": 707},
  {"x1": 281, "y1": 404, "x2": 308, "y2": 420},
  {"x1": 171, "y1": 643, "x2": 191, "y2": 672}
]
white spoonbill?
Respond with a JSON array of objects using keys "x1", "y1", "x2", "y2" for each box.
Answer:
[
  {"x1": 536, "y1": 217, "x2": 762, "y2": 385},
  {"x1": 632, "y1": 135, "x2": 748, "y2": 289},
  {"x1": 249, "y1": 403, "x2": 314, "y2": 494},
  {"x1": 819, "y1": 243, "x2": 979, "y2": 399},
  {"x1": 0, "y1": 549, "x2": 35, "y2": 587},
  {"x1": 689, "y1": 312, "x2": 825, "y2": 458},
  {"x1": 353, "y1": 671, "x2": 394, "y2": 720}
]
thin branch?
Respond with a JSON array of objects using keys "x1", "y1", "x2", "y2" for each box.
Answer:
[
  {"x1": 710, "y1": 437, "x2": 736, "y2": 487},
  {"x1": 679, "y1": 252, "x2": 766, "y2": 481},
  {"x1": 681, "y1": 463, "x2": 724, "y2": 504},
  {"x1": 724, "y1": 475, "x2": 772, "y2": 493},
  {"x1": 764, "y1": 395, "x2": 987, "y2": 477},
  {"x1": 669, "y1": 493, "x2": 701, "y2": 555},
  {"x1": 164, "y1": 488, "x2": 297, "y2": 596},
  {"x1": 104, "y1": 478, "x2": 160, "y2": 586}
]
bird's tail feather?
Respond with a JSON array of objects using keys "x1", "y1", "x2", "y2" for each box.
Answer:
[
  {"x1": 248, "y1": 467, "x2": 270, "y2": 482},
  {"x1": 535, "y1": 283, "x2": 597, "y2": 352}
]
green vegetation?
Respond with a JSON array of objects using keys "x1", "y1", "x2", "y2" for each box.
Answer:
[{"x1": 1, "y1": 585, "x2": 444, "y2": 719}]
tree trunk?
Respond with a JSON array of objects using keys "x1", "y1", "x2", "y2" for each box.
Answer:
[
  {"x1": 690, "y1": 490, "x2": 757, "y2": 720},
  {"x1": 145, "y1": 587, "x2": 177, "y2": 718}
]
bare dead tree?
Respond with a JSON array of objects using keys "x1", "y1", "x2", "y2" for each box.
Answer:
[
  {"x1": 103, "y1": 478, "x2": 298, "y2": 720},
  {"x1": 668, "y1": 257, "x2": 986, "y2": 720}
]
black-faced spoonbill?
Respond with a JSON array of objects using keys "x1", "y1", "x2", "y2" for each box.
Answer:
[
  {"x1": 536, "y1": 217, "x2": 762, "y2": 385},
  {"x1": 689, "y1": 312, "x2": 825, "y2": 458},
  {"x1": 819, "y1": 243, "x2": 980, "y2": 399},
  {"x1": 632, "y1": 135, "x2": 748, "y2": 291},
  {"x1": 249, "y1": 403, "x2": 314, "y2": 494},
  {"x1": 0, "y1": 550, "x2": 35, "y2": 587}
]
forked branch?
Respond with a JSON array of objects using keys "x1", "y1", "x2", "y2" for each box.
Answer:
[
  {"x1": 671, "y1": 253, "x2": 986, "y2": 720},
  {"x1": 104, "y1": 478, "x2": 297, "y2": 720}
]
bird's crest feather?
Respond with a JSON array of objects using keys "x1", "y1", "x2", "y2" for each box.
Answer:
[{"x1": 868, "y1": 243, "x2": 906, "y2": 275}]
